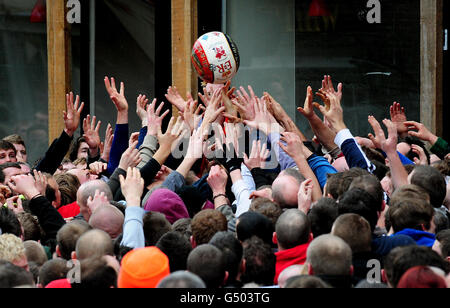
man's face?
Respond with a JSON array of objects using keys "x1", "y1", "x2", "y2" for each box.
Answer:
[
  {"x1": 77, "y1": 142, "x2": 90, "y2": 160},
  {"x1": 47, "y1": 177, "x2": 62, "y2": 209},
  {"x1": 13, "y1": 144, "x2": 27, "y2": 163},
  {"x1": 2, "y1": 167, "x2": 24, "y2": 185},
  {"x1": 0, "y1": 149, "x2": 17, "y2": 164},
  {"x1": 68, "y1": 168, "x2": 98, "y2": 185}
]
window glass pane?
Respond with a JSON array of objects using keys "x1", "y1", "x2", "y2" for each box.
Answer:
[
  {"x1": 295, "y1": 0, "x2": 420, "y2": 138},
  {"x1": 94, "y1": 0, "x2": 156, "y2": 135},
  {"x1": 0, "y1": 0, "x2": 48, "y2": 165},
  {"x1": 226, "y1": 0, "x2": 296, "y2": 119},
  {"x1": 225, "y1": 0, "x2": 420, "y2": 139}
]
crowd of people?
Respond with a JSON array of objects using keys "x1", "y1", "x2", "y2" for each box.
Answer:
[{"x1": 0, "y1": 75, "x2": 449, "y2": 289}]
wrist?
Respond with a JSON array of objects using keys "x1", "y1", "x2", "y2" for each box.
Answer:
[
  {"x1": 24, "y1": 189, "x2": 41, "y2": 200},
  {"x1": 428, "y1": 135, "x2": 438, "y2": 145},
  {"x1": 117, "y1": 111, "x2": 129, "y2": 124},
  {"x1": 125, "y1": 197, "x2": 141, "y2": 207},
  {"x1": 334, "y1": 123, "x2": 347, "y2": 132},
  {"x1": 64, "y1": 128, "x2": 75, "y2": 137},
  {"x1": 212, "y1": 189, "x2": 226, "y2": 196}
]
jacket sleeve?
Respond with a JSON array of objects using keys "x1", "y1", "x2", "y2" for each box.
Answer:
[
  {"x1": 307, "y1": 154, "x2": 338, "y2": 189},
  {"x1": 137, "y1": 134, "x2": 159, "y2": 169},
  {"x1": 162, "y1": 171, "x2": 186, "y2": 192},
  {"x1": 430, "y1": 137, "x2": 450, "y2": 160},
  {"x1": 107, "y1": 124, "x2": 129, "y2": 175},
  {"x1": 250, "y1": 168, "x2": 272, "y2": 189},
  {"x1": 107, "y1": 167, "x2": 127, "y2": 199},
  {"x1": 139, "y1": 158, "x2": 162, "y2": 188},
  {"x1": 335, "y1": 129, "x2": 376, "y2": 173},
  {"x1": 121, "y1": 207, "x2": 146, "y2": 249},
  {"x1": 35, "y1": 130, "x2": 73, "y2": 174},
  {"x1": 28, "y1": 196, "x2": 66, "y2": 246}
]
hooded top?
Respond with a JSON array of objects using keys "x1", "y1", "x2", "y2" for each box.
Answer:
[
  {"x1": 144, "y1": 189, "x2": 190, "y2": 224},
  {"x1": 274, "y1": 242, "x2": 310, "y2": 285},
  {"x1": 394, "y1": 229, "x2": 436, "y2": 247}
]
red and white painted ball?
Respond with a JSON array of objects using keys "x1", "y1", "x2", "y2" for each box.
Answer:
[{"x1": 191, "y1": 31, "x2": 240, "y2": 84}]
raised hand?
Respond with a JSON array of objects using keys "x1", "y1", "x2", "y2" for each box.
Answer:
[
  {"x1": 101, "y1": 123, "x2": 114, "y2": 163},
  {"x1": 244, "y1": 140, "x2": 270, "y2": 170},
  {"x1": 315, "y1": 81, "x2": 346, "y2": 133},
  {"x1": 165, "y1": 86, "x2": 187, "y2": 113},
  {"x1": 119, "y1": 167, "x2": 145, "y2": 206},
  {"x1": 298, "y1": 179, "x2": 314, "y2": 214},
  {"x1": 404, "y1": 121, "x2": 438, "y2": 145},
  {"x1": 129, "y1": 132, "x2": 140, "y2": 148},
  {"x1": 157, "y1": 116, "x2": 186, "y2": 151},
  {"x1": 279, "y1": 132, "x2": 305, "y2": 161},
  {"x1": 201, "y1": 88, "x2": 226, "y2": 129},
  {"x1": 368, "y1": 116, "x2": 398, "y2": 155},
  {"x1": 8, "y1": 174, "x2": 41, "y2": 200},
  {"x1": 33, "y1": 170, "x2": 48, "y2": 196},
  {"x1": 319, "y1": 75, "x2": 343, "y2": 102},
  {"x1": 147, "y1": 99, "x2": 170, "y2": 137},
  {"x1": 136, "y1": 94, "x2": 149, "y2": 126},
  {"x1": 183, "y1": 98, "x2": 205, "y2": 133},
  {"x1": 89, "y1": 161, "x2": 108, "y2": 175},
  {"x1": 411, "y1": 144, "x2": 428, "y2": 165},
  {"x1": 297, "y1": 86, "x2": 317, "y2": 120},
  {"x1": 87, "y1": 189, "x2": 110, "y2": 215},
  {"x1": 104, "y1": 77, "x2": 128, "y2": 124},
  {"x1": 64, "y1": 92, "x2": 85, "y2": 137},
  {"x1": 390, "y1": 102, "x2": 408, "y2": 137},
  {"x1": 119, "y1": 141, "x2": 142, "y2": 171},
  {"x1": 207, "y1": 165, "x2": 228, "y2": 196},
  {"x1": 231, "y1": 86, "x2": 257, "y2": 122},
  {"x1": 83, "y1": 115, "x2": 102, "y2": 156},
  {"x1": 243, "y1": 97, "x2": 280, "y2": 135}
]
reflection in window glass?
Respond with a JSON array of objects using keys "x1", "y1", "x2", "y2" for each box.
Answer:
[
  {"x1": 94, "y1": 0, "x2": 156, "y2": 136},
  {"x1": 225, "y1": 0, "x2": 420, "y2": 139},
  {"x1": 0, "y1": 0, "x2": 48, "y2": 164}
]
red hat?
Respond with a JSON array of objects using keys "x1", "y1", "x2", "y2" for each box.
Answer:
[
  {"x1": 397, "y1": 266, "x2": 447, "y2": 288},
  {"x1": 45, "y1": 279, "x2": 72, "y2": 289},
  {"x1": 118, "y1": 247, "x2": 170, "y2": 288}
]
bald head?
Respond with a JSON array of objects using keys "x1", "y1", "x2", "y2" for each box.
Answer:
[
  {"x1": 275, "y1": 209, "x2": 311, "y2": 251},
  {"x1": 89, "y1": 205, "x2": 124, "y2": 240},
  {"x1": 306, "y1": 234, "x2": 353, "y2": 276},
  {"x1": 272, "y1": 169, "x2": 304, "y2": 209},
  {"x1": 75, "y1": 229, "x2": 114, "y2": 261},
  {"x1": 278, "y1": 265, "x2": 304, "y2": 288},
  {"x1": 76, "y1": 180, "x2": 113, "y2": 221}
]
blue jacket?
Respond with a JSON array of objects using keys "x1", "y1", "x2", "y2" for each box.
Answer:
[{"x1": 395, "y1": 229, "x2": 436, "y2": 247}]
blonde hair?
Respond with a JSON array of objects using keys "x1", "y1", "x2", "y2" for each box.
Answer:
[{"x1": 0, "y1": 234, "x2": 25, "y2": 263}]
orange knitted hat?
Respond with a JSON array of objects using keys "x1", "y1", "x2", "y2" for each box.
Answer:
[{"x1": 118, "y1": 247, "x2": 170, "y2": 288}]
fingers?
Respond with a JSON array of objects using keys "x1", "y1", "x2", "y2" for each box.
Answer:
[{"x1": 368, "y1": 116, "x2": 385, "y2": 138}]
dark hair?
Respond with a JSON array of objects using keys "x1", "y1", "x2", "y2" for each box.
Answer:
[
  {"x1": 349, "y1": 174, "x2": 384, "y2": 212},
  {"x1": 388, "y1": 198, "x2": 434, "y2": 233},
  {"x1": 307, "y1": 198, "x2": 339, "y2": 238},
  {"x1": 332, "y1": 168, "x2": 371, "y2": 199},
  {"x1": 275, "y1": 209, "x2": 310, "y2": 250},
  {"x1": 250, "y1": 198, "x2": 282, "y2": 227},
  {"x1": 241, "y1": 236, "x2": 276, "y2": 286},
  {"x1": 325, "y1": 172, "x2": 344, "y2": 199},
  {"x1": 332, "y1": 214, "x2": 372, "y2": 253},
  {"x1": 56, "y1": 220, "x2": 91, "y2": 260},
  {"x1": 410, "y1": 165, "x2": 447, "y2": 208},
  {"x1": 434, "y1": 210, "x2": 449, "y2": 234},
  {"x1": 157, "y1": 271, "x2": 206, "y2": 288},
  {"x1": 0, "y1": 261, "x2": 34, "y2": 288},
  {"x1": 187, "y1": 244, "x2": 226, "y2": 288},
  {"x1": 384, "y1": 246, "x2": 449, "y2": 288},
  {"x1": 0, "y1": 162, "x2": 21, "y2": 184},
  {"x1": 156, "y1": 231, "x2": 192, "y2": 272},
  {"x1": 191, "y1": 210, "x2": 227, "y2": 246},
  {"x1": 338, "y1": 188, "x2": 379, "y2": 231},
  {"x1": 71, "y1": 257, "x2": 117, "y2": 288},
  {"x1": 54, "y1": 173, "x2": 80, "y2": 206},
  {"x1": 3, "y1": 135, "x2": 25, "y2": 147},
  {"x1": 0, "y1": 140, "x2": 16, "y2": 153},
  {"x1": 209, "y1": 231, "x2": 243, "y2": 284},
  {"x1": 436, "y1": 230, "x2": 450, "y2": 258},
  {"x1": 0, "y1": 207, "x2": 22, "y2": 237},
  {"x1": 399, "y1": 136, "x2": 431, "y2": 165},
  {"x1": 175, "y1": 185, "x2": 205, "y2": 218},
  {"x1": 284, "y1": 275, "x2": 330, "y2": 288},
  {"x1": 143, "y1": 211, "x2": 172, "y2": 246},
  {"x1": 16, "y1": 212, "x2": 43, "y2": 242},
  {"x1": 236, "y1": 211, "x2": 274, "y2": 246},
  {"x1": 39, "y1": 258, "x2": 70, "y2": 287},
  {"x1": 172, "y1": 218, "x2": 192, "y2": 241},
  {"x1": 67, "y1": 137, "x2": 87, "y2": 162}
]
